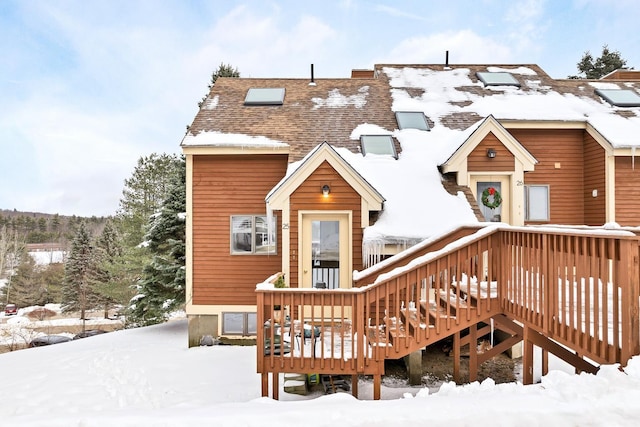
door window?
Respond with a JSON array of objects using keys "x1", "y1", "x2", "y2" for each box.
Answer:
[{"x1": 311, "y1": 220, "x2": 340, "y2": 289}]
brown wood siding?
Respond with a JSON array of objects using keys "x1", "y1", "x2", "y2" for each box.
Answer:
[
  {"x1": 583, "y1": 133, "x2": 606, "y2": 225},
  {"x1": 615, "y1": 157, "x2": 640, "y2": 226},
  {"x1": 191, "y1": 154, "x2": 288, "y2": 305},
  {"x1": 510, "y1": 129, "x2": 585, "y2": 225},
  {"x1": 468, "y1": 132, "x2": 515, "y2": 172},
  {"x1": 289, "y1": 161, "x2": 363, "y2": 288}
]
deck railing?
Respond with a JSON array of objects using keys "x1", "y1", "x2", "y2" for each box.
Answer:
[{"x1": 257, "y1": 226, "x2": 640, "y2": 391}]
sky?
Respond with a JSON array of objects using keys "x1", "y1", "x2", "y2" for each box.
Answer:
[
  {"x1": 2, "y1": 309, "x2": 640, "y2": 426},
  {"x1": 2, "y1": 0, "x2": 640, "y2": 217}
]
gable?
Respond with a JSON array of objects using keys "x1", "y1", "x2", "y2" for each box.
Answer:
[
  {"x1": 266, "y1": 143, "x2": 384, "y2": 225},
  {"x1": 441, "y1": 115, "x2": 537, "y2": 178}
]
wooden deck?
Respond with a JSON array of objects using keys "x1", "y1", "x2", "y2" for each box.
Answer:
[{"x1": 257, "y1": 226, "x2": 640, "y2": 400}]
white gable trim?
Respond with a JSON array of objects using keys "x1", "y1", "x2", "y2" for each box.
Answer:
[
  {"x1": 266, "y1": 142, "x2": 384, "y2": 225},
  {"x1": 441, "y1": 115, "x2": 537, "y2": 177}
]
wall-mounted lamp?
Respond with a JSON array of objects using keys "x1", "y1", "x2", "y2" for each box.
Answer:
[
  {"x1": 487, "y1": 148, "x2": 497, "y2": 159},
  {"x1": 322, "y1": 184, "x2": 331, "y2": 197}
]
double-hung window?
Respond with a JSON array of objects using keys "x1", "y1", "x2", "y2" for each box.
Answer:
[
  {"x1": 231, "y1": 215, "x2": 276, "y2": 254},
  {"x1": 524, "y1": 185, "x2": 550, "y2": 221}
]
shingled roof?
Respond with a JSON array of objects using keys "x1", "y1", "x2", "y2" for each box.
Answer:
[{"x1": 185, "y1": 76, "x2": 396, "y2": 161}]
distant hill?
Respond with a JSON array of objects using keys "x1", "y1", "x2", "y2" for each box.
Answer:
[{"x1": 0, "y1": 209, "x2": 111, "y2": 246}]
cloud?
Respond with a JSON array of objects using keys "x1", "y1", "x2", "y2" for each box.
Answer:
[
  {"x1": 374, "y1": 5, "x2": 428, "y2": 22},
  {"x1": 380, "y1": 30, "x2": 513, "y2": 65}
]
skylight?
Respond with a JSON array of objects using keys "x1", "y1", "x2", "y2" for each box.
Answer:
[
  {"x1": 244, "y1": 88, "x2": 285, "y2": 105},
  {"x1": 395, "y1": 111, "x2": 430, "y2": 131},
  {"x1": 360, "y1": 135, "x2": 397, "y2": 158},
  {"x1": 595, "y1": 89, "x2": 640, "y2": 107},
  {"x1": 476, "y1": 72, "x2": 521, "y2": 87}
]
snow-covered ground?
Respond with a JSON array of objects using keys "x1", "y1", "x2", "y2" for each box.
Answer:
[{"x1": 1, "y1": 315, "x2": 640, "y2": 426}]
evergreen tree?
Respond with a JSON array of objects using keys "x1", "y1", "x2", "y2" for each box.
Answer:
[
  {"x1": 37, "y1": 263, "x2": 65, "y2": 304},
  {"x1": 129, "y1": 157, "x2": 186, "y2": 326},
  {"x1": 1, "y1": 251, "x2": 48, "y2": 307},
  {"x1": 62, "y1": 222, "x2": 98, "y2": 321},
  {"x1": 198, "y1": 62, "x2": 240, "y2": 107},
  {"x1": 93, "y1": 221, "x2": 128, "y2": 318},
  {"x1": 569, "y1": 45, "x2": 628, "y2": 79},
  {"x1": 117, "y1": 153, "x2": 183, "y2": 247}
]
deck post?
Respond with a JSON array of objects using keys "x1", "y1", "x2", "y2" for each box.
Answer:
[
  {"x1": 261, "y1": 373, "x2": 269, "y2": 397},
  {"x1": 351, "y1": 375, "x2": 358, "y2": 398},
  {"x1": 272, "y1": 372, "x2": 279, "y2": 400},
  {"x1": 522, "y1": 326, "x2": 534, "y2": 384},
  {"x1": 619, "y1": 239, "x2": 640, "y2": 365},
  {"x1": 373, "y1": 375, "x2": 381, "y2": 400},
  {"x1": 468, "y1": 323, "x2": 478, "y2": 383},
  {"x1": 542, "y1": 349, "x2": 548, "y2": 376},
  {"x1": 453, "y1": 331, "x2": 461, "y2": 383}
]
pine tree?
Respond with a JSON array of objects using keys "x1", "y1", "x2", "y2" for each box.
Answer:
[
  {"x1": 198, "y1": 62, "x2": 240, "y2": 107},
  {"x1": 62, "y1": 222, "x2": 98, "y2": 322},
  {"x1": 117, "y1": 153, "x2": 183, "y2": 247},
  {"x1": 569, "y1": 45, "x2": 628, "y2": 79},
  {"x1": 1, "y1": 251, "x2": 48, "y2": 307},
  {"x1": 129, "y1": 157, "x2": 186, "y2": 326},
  {"x1": 93, "y1": 221, "x2": 125, "y2": 318}
]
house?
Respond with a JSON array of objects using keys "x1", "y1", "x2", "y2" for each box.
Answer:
[{"x1": 181, "y1": 63, "x2": 640, "y2": 343}]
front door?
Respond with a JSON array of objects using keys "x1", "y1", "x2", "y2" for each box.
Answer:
[
  {"x1": 299, "y1": 212, "x2": 351, "y2": 320},
  {"x1": 473, "y1": 176, "x2": 510, "y2": 224},
  {"x1": 300, "y1": 212, "x2": 351, "y2": 289}
]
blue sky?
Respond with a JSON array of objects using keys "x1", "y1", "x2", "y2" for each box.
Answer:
[{"x1": 1, "y1": 0, "x2": 639, "y2": 217}]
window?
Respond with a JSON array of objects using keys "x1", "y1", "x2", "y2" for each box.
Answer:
[
  {"x1": 476, "y1": 71, "x2": 521, "y2": 87},
  {"x1": 594, "y1": 89, "x2": 640, "y2": 107},
  {"x1": 395, "y1": 111, "x2": 430, "y2": 130},
  {"x1": 524, "y1": 185, "x2": 549, "y2": 221},
  {"x1": 244, "y1": 88, "x2": 285, "y2": 105},
  {"x1": 360, "y1": 135, "x2": 397, "y2": 158},
  {"x1": 231, "y1": 215, "x2": 276, "y2": 254},
  {"x1": 222, "y1": 312, "x2": 257, "y2": 336}
]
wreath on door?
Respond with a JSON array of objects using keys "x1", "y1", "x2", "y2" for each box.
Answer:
[{"x1": 481, "y1": 187, "x2": 502, "y2": 209}]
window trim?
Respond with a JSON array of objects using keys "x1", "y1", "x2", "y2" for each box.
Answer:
[
  {"x1": 524, "y1": 184, "x2": 550, "y2": 221},
  {"x1": 230, "y1": 214, "x2": 277, "y2": 255},
  {"x1": 476, "y1": 71, "x2": 521, "y2": 87},
  {"x1": 395, "y1": 111, "x2": 430, "y2": 131},
  {"x1": 244, "y1": 88, "x2": 285, "y2": 105},
  {"x1": 221, "y1": 312, "x2": 257, "y2": 336},
  {"x1": 360, "y1": 135, "x2": 397, "y2": 158}
]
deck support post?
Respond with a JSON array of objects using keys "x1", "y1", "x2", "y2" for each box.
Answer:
[
  {"x1": 272, "y1": 372, "x2": 279, "y2": 400},
  {"x1": 542, "y1": 349, "x2": 548, "y2": 377},
  {"x1": 351, "y1": 375, "x2": 358, "y2": 398},
  {"x1": 523, "y1": 326, "x2": 534, "y2": 384},
  {"x1": 373, "y1": 375, "x2": 381, "y2": 400},
  {"x1": 453, "y1": 331, "x2": 461, "y2": 383},
  {"x1": 468, "y1": 324, "x2": 478, "y2": 383},
  {"x1": 261, "y1": 373, "x2": 269, "y2": 397},
  {"x1": 404, "y1": 350, "x2": 423, "y2": 385}
]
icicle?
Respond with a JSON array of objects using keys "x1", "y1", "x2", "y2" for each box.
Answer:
[
  {"x1": 490, "y1": 318, "x2": 494, "y2": 348},
  {"x1": 266, "y1": 203, "x2": 274, "y2": 249},
  {"x1": 632, "y1": 146, "x2": 636, "y2": 170}
]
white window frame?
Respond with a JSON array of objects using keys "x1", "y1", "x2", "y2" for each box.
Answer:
[
  {"x1": 524, "y1": 185, "x2": 550, "y2": 221},
  {"x1": 222, "y1": 312, "x2": 257, "y2": 336},
  {"x1": 230, "y1": 215, "x2": 277, "y2": 255}
]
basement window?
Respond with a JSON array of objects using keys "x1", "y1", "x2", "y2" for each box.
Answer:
[
  {"x1": 222, "y1": 312, "x2": 257, "y2": 336},
  {"x1": 476, "y1": 72, "x2": 521, "y2": 87},
  {"x1": 244, "y1": 88, "x2": 285, "y2": 105},
  {"x1": 395, "y1": 111, "x2": 430, "y2": 131},
  {"x1": 360, "y1": 135, "x2": 397, "y2": 158},
  {"x1": 595, "y1": 89, "x2": 640, "y2": 107},
  {"x1": 231, "y1": 215, "x2": 277, "y2": 254}
]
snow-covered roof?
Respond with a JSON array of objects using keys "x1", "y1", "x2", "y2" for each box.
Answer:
[{"x1": 184, "y1": 64, "x2": 640, "y2": 241}]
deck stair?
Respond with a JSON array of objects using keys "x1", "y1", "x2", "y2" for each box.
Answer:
[{"x1": 258, "y1": 226, "x2": 640, "y2": 400}]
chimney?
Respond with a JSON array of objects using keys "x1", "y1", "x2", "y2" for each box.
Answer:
[{"x1": 444, "y1": 50, "x2": 451, "y2": 70}]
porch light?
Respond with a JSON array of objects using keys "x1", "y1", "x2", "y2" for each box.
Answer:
[
  {"x1": 487, "y1": 148, "x2": 496, "y2": 159},
  {"x1": 322, "y1": 185, "x2": 331, "y2": 197}
]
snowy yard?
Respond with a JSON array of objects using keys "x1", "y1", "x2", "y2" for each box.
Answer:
[{"x1": 1, "y1": 313, "x2": 640, "y2": 426}]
